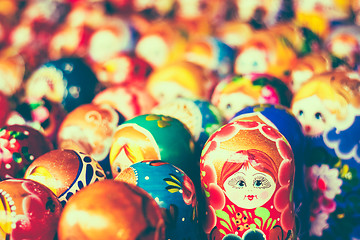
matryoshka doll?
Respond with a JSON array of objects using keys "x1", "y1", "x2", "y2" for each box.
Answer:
[
  {"x1": 231, "y1": 104, "x2": 309, "y2": 238},
  {"x1": 0, "y1": 125, "x2": 52, "y2": 180},
  {"x1": 24, "y1": 149, "x2": 106, "y2": 206},
  {"x1": 25, "y1": 57, "x2": 99, "y2": 112},
  {"x1": 291, "y1": 71, "x2": 360, "y2": 239},
  {"x1": 58, "y1": 180, "x2": 165, "y2": 240},
  {"x1": 116, "y1": 160, "x2": 201, "y2": 239},
  {"x1": 146, "y1": 61, "x2": 213, "y2": 103},
  {"x1": 109, "y1": 114, "x2": 196, "y2": 181},
  {"x1": 57, "y1": 103, "x2": 124, "y2": 177},
  {"x1": 234, "y1": 28, "x2": 297, "y2": 81},
  {"x1": 200, "y1": 120, "x2": 296, "y2": 239},
  {"x1": 0, "y1": 178, "x2": 62, "y2": 240},
  {"x1": 151, "y1": 97, "x2": 223, "y2": 156},
  {"x1": 211, "y1": 73, "x2": 292, "y2": 121}
]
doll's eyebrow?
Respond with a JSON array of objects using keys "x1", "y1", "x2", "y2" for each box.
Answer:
[{"x1": 252, "y1": 173, "x2": 266, "y2": 177}]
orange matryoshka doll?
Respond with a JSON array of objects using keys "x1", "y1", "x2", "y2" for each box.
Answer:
[{"x1": 200, "y1": 120, "x2": 296, "y2": 240}]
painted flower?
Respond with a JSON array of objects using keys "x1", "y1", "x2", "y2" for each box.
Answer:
[
  {"x1": 310, "y1": 212, "x2": 329, "y2": 237},
  {"x1": 309, "y1": 164, "x2": 342, "y2": 199},
  {"x1": 145, "y1": 114, "x2": 172, "y2": 128},
  {"x1": 312, "y1": 195, "x2": 336, "y2": 214}
]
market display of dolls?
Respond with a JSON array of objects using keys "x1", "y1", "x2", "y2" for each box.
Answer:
[{"x1": 1, "y1": 0, "x2": 360, "y2": 239}]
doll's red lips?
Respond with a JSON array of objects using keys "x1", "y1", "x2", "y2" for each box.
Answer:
[{"x1": 245, "y1": 195, "x2": 256, "y2": 201}]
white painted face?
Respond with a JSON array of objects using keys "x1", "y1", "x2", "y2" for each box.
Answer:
[
  {"x1": 217, "y1": 92, "x2": 257, "y2": 121},
  {"x1": 292, "y1": 95, "x2": 336, "y2": 136},
  {"x1": 235, "y1": 47, "x2": 268, "y2": 75},
  {"x1": 150, "y1": 81, "x2": 196, "y2": 103},
  {"x1": 224, "y1": 164, "x2": 276, "y2": 209},
  {"x1": 135, "y1": 35, "x2": 168, "y2": 68}
]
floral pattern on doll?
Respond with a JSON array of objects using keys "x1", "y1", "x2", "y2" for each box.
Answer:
[{"x1": 307, "y1": 164, "x2": 342, "y2": 237}]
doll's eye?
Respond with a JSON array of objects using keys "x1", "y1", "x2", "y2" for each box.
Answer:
[
  {"x1": 116, "y1": 166, "x2": 121, "y2": 173},
  {"x1": 298, "y1": 110, "x2": 304, "y2": 116},
  {"x1": 226, "y1": 103, "x2": 232, "y2": 109},
  {"x1": 315, "y1": 112, "x2": 324, "y2": 121},
  {"x1": 228, "y1": 176, "x2": 246, "y2": 189},
  {"x1": 237, "y1": 180, "x2": 246, "y2": 187},
  {"x1": 253, "y1": 176, "x2": 271, "y2": 188}
]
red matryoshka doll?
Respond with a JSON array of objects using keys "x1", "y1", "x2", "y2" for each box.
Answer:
[
  {"x1": 0, "y1": 125, "x2": 52, "y2": 180},
  {"x1": 291, "y1": 71, "x2": 360, "y2": 239},
  {"x1": 24, "y1": 149, "x2": 106, "y2": 206},
  {"x1": 184, "y1": 36, "x2": 235, "y2": 79},
  {"x1": 230, "y1": 104, "x2": 309, "y2": 238},
  {"x1": 151, "y1": 97, "x2": 223, "y2": 156},
  {"x1": 87, "y1": 16, "x2": 138, "y2": 63},
  {"x1": 91, "y1": 53, "x2": 152, "y2": 87},
  {"x1": 214, "y1": 21, "x2": 254, "y2": 50},
  {"x1": 0, "y1": 48, "x2": 25, "y2": 96},
  {"x1": 289, "y1": 52, "x2": 331, "y2": 93},
  {"x1": 116, "y1": 160, "x2": 201, "y2": 239},
  {"x1": 211, "y1": 74, "x2": 292, "y2": 121},
  {"x1": 0, "y1": 178, "x2": 62, "y2": 240},
  {"x1": 109, "y1": 114, "x2": 196, "y2": 181},
  {"x1": 200, "y1": 120, "x2": 296, "y2": 239},
  {"x1": 58, "y1": 180, "x2": 165, "y2": 240},
  {"x1": 25, "y1": 57, "x2": 99, "y2": 112},
  {"x1": 293, "y1": 0, "x2": 353, "y2": 39},
  {"x1": 234, "y1": 29, "x2": 297, "y2": 81},
  {"x1": 146, "y1": 61, "x2": 213, "y2": 103},
  {"x1": 325, "y1": 24, "x2": 360, "y2": 70},
  {"x1": 57, "y1": 103, "x2": 123, "y2": 176},
  {"x1": 135, "y1": 22, "x2": 188, "y2": 69},
  {"x1": 233, "y1": 0, "x2": 290, "y2": 27},
  {"x1": 93, "y1": 83, "x2": 157, "y2": 120}
]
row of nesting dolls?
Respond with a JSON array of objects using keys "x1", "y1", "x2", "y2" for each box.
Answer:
[
  {"x1": 3, "y1": 0, "x2": 360, "y2": 89},
  {"x1": 1, "y1": 64, "x2": 360, "y2": 240}
]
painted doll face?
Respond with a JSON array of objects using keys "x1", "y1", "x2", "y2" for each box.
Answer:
[
  {"x1": 292, "y1": 95, "x2": 336, "y2": 136},
  {"x1": 235, "y1": 47, "x2": 268, "y2": 75},
  {"x1": 223, "y1": 164, "x2": 276, "y2": 209},
  {"x1": 217, "y1": 92, "x2": 256, "y2": 121}
]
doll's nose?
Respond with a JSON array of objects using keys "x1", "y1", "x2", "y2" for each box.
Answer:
[{"x1": 304, "y1": 125, "x2": 311, "y2": 133}]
